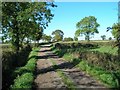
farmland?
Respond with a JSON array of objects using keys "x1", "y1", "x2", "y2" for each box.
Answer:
[
  {"x1": 1, "y1": 40, "x2": 120, "y2": 89},
  {"x1": 3, "y1": 41, "x2": 120, "y2": 88},
  {"x1": 1, "y1": 1, "x2": 120, "y2": 90}
]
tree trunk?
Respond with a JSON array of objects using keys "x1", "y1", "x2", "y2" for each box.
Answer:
[{"x1": 85, "y1": 34, "x2": 90, "y2": 42}]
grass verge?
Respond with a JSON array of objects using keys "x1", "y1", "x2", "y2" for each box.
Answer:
[
  {"x1": 63, "y1": 53, "x2": 120, "y2": 88},
  {"x1": 50, "y1": 59, "x2": 76, "y2": 90},
  {"x1": 10, "y1": 47, "x2": 40, "y2": 89},
  {"x1": 90, "y1": 46, "x2": 118, "y2": 55}
]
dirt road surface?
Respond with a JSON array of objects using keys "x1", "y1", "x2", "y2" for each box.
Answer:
[{"x1": 34, "y1": 44, "x2": 106, "y2": 89}]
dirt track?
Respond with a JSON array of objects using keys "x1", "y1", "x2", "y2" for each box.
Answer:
[{"x1": 34, "y1": 44, "x2": 105, "y2": 89}]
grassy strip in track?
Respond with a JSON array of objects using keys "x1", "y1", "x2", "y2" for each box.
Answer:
[
  {"x1": 50, "y1": 59, "x2": 76, "y2": 90},
  {"x1": 10, "y1": 47, "x2": 40, "y2": 89}
]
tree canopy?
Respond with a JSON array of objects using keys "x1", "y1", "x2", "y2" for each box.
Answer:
[
  {"x1": 101, "y1": 35, "x2": 106, "y2": 40},
  {"x1": 2, "y1": 2, "x2": 56, "y2": 51},
  {"x1": 75, "y1": 16, "x2": 100, "y2": 41},
  {"x1": 64, "y1": 37, "x2": 73, "y2": 42},
  {"x1": 42, "y1": 34, "x2": 52, "y2": 42},
  {"x1": 52, "y1": 29, "x2": 64, "y2": 41}
]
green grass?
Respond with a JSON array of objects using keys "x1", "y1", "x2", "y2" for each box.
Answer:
[
  {"x1": 14, "y1": 47, "x2": 39, "y2": 76},
  {"x1": 50, "y1": 59, "x2": 76, "y2": 90},
  {"x1": 11, "y1": 73, "x2": 34, "y2": 88},
  {"x1": 91, "y1": 46, "x2": 118, "y2": 55},
  {"x1": 11, "y1": 47, "x2": 40, "y2": 89},
  {"x1": 63, "y1": 53, "x2": 75, "y2": 62},
  {"x1": 62, "y1": 53, "x2": 119, "y2": 88},
  {"x1": 77, "y1": 60, "x2": 119, "y2": 88},
  {"x1": 51, "y1": 43, "x2": 120, "y2": 88}
]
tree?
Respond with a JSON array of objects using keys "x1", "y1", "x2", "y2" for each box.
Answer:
[
  {"x1": 111, "y1": 23, "x2": 120, "y2": 55},
  {"x1": 42, "y1": 34, "x2": 52, "y2": 42},
  {"x1": 74, "y1": 36, "x2": 78, "y2": 41},
  {"x1": 2, "y1": 2, "x2": 56, "y2": 52},
  {"x1": 64, "y1": 37, "x2": 73, "y2": 42},
  {"x1": 107, "y1": 23, "x2": 120, "y2": 56},
  {"x1": 75, "y1": 16, "x2": 100, "y2": 41},
  {"x1": 101, "y1": 35, "x2": 106, "y2": 40},
  {"x1": 109, "y1": 37, "x2": 112, "y2": 40},
  {"x1": 52, "y1": 29, "x2": 64, "y2": 41}
]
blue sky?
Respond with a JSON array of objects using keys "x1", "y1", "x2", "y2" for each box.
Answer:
[{"x1": 44, "y1": 2, "x2": 118, "y2": 40}]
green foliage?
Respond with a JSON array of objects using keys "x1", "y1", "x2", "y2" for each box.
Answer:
[
  {"x1": 42, "y1": 34, "x2": 52, "y2": 42},
  {"x1": 91, "y1": 46, "x2": 118, "y2": 55},
  {"x1": 63, "y1": 53, "x2": 74, "y2": 62},
  {"x1": 52, "y1": 42, "x2": 120, "y2": 88},
  {"x1": 101, "y1": 35, "x2": 106, "y2": 40},
  {"x1": 109, "y1": 37, "x2": 112, "y2": 40},
  {"x1": 112, "y1": 23, "x2": 120, "y2": 39},
  {"x1": 2, "y1": 2, "x2": 56, "y2": 51},
  {"x1": 14, "y1": 58, "x2": 36, "y2": 76},
  {"x1": 52, "y1": 29, "x2": 64, "y2": 41},
  {"x1": 64, "y1": 37, "x2": 73, "y2": 42},
  {"x1": 2, "y1": 45, "x2": 32, "y2": 89},
  {"x1": 75, "y1": 16, "x2": 100, "y2": 41},
  {"x1": 77, "y1": 60, "x2": 119, "y2": 88},
  {"x1": 10, "y1": 47, "x2": 39, "y2": 89},
  {"x1": 74, "y1": 36, "x2": 78, "y2": 41},
  {"x1": 11, "y1": 73, "x2": 34, "y2": 88},
  {"x1": 111, "y1": 23, "x2": 120, "y2": 56}
]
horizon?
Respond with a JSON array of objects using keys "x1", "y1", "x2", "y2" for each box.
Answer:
[
  {"x1": 0, "y1": 1, "x2": 119, "y2": 42},
  {"x1": 44, "y1": 2, "x2": 118, "y2": 40}
]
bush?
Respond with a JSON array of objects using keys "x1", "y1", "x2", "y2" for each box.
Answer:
[{"x1": 64, "y1": 37, "x2": 73, "y2": 42}]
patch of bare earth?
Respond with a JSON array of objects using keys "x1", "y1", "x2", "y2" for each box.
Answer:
[{"x1": 34, "y1": 44, "x2": 106, "y2": 89}]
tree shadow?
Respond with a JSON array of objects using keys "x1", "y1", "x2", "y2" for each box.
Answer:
[
  {"x1": 36, "y1": 58, "x2": 81, "y2": 75},
  {"x1": 35, "y1": 49, "x2": 52, "y2": 53},
  {"x1": 36, "y1": 54, "x2": 58, "y2": 59}
]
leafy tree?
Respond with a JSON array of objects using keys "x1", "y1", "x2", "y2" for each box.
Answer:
[
  {"x1": 111, "y1": 23, "x2": 120, "y2": 55},
  {"x1": 75, "y1": 16, "x2": 100, "y2": 41},
  {"x1": 74, "y1": 36, "x2": 78, "y2": 41},
  {"x1": 107, "y1": 23, "x2": 120, "y2": 56},
  {"x1": 52, "y1": 29, "x2": 64, "y2": 41},
  {"x1": 42, "y1": 34, "x2": 52, "y2": 42},
  {"x1": 101, "y1": 35, "x2": 106, "y2": 40},
  {"x1": 64, "y1": 37, "x2": 73, "y2": 41},
  {"x1": 2, "y1": 2, "x2": 56, "y2": 51},
  {"x1": 109, "y1": 37, "x2": 112, "y2": 40}
]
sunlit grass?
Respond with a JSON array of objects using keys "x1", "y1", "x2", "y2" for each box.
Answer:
[
  {"x1": 11, "y1": 47, "x2": 39, "y2": 89},
  {"x1": 91, "y1": 46, "x2": 118, "y2": 55},
  {"x1": 62, "y1": 53, "x2": 119, "y2": 88}
]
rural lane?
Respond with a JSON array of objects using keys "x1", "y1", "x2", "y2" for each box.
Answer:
[{"x1": 34, "y1": 44, "x2": 106, "y2": 89}]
